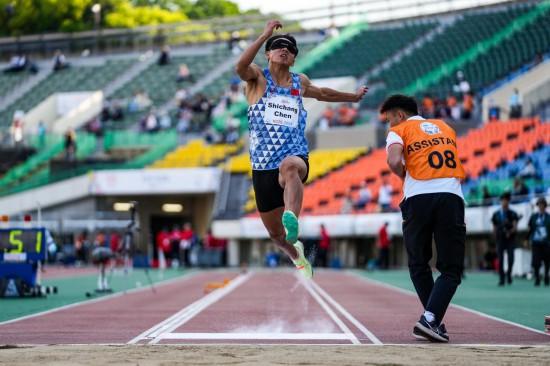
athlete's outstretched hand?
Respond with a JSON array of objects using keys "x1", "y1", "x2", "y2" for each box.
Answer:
[
  {"x1": 353, "y1": 85, "x2": 369, "y2": 102},
  {"x1": 262, "y1": 20, "x2": 283, "y2": 38}
]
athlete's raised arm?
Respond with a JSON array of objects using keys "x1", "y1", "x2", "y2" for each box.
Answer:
[
  {"x1": 235, "y1": 20, "x2": 282, "y2": 81},
  {"x1": 300, "y1": 74, "x2": 368, "y2": 103}
]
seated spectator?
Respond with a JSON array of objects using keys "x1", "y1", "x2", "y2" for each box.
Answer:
[
  {"x1": 354, "y1": 182, "x2": 372, "y2": 210},
  {"x1": 488, "y1": 98, "x2": 500, "y2": 122},
  {"x1": 3, "y1": 54, "x2": 27, "y2": 73},
  {"x1": 519, "y1": 157, "x2": 538, "y2": 179},
  {"x1": 378, "y1": 178, "x2": 393, "y2": 212},
  {"x1": 142, "y1": 110, "x2": 159, "y2": 133},
  {"x1": 481, "y1": 185, "x2": 494, "y2": 206},
  {"x1": 509, "y1": 88, "x2": 522, "y2": 119},
  {"x1": 447, "y1": 93, "x2": 461, "y2": 121},
  {"x1": 318, "y1": 106, "x2": 335, "y2": 130},
  {"x1": 52, "y1": 50, "x2": 70, "y2": 71},
  {"x1": 158, "y1": 110, "x2": 172, "y2": 129},
  {"x1": 158, "y1": 45, "x2": 171, "y2": 66},
  {"x1": 511, "y1": 177, "x2": 529, "y2": 201},
  {"x1": 461, "y1": 92, "x2": 474, "y2": 120},
  {"x1": 177, "y1": 106, "x2": 193, "y2": 134},
  {"x1": 176, "y1": 63, "x2": 194, "y2": 83},
  {"x1": 341, "y1": 194, "x2": 353, "y2": 214},
  {"x1": 128, "y1": 90, "x2": 152, "y2": 113},
  {"x1": 422, "y1": 94, "x2": 435, "y2": 118},
  {"x1": 174, "y1": 88, "x2": 188, "y2": 106},
  {"x1": 336, "y1": 103, "x2": 357, "y2": 126}
]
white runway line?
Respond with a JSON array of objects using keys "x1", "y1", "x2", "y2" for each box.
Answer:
[
  {"x1": 348, "y1": 271, "x2": 550, "y2": 337},
  {"x1": 158, "y1": 332, "x2": 351, "y2": 340},
  {"x1": 296, "y1": 274, "x2": 360, "y2": 345},
  {"x1": 309, "y1": 279, "x2": 383, "y2": 345},
  {"x1": 128, "y1": 272, "x2": 252, "y2": 345}
]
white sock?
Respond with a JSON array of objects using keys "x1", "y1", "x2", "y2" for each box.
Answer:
[{"x1": 423, "y1": 311, "x2": 435, "y2": 323}]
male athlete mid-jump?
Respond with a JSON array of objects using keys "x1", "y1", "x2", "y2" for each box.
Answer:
[{"x1": 236, "y1": 20, "x2": 368, "y2": 278}]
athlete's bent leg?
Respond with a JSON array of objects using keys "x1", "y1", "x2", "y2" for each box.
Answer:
[
  {"x1": 279, "y1": 156, "x2": 308, "y2": 244},
  {"x1": 259, "y1": 207, "x2": 298, "y2": 260}
]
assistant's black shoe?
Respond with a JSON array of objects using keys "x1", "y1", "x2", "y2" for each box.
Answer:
[
  {"x1": 438, "y1": 323, "x2": 448, "y2": 339},
  {"x1": 412, "y1": 326, "x2": 429, "y2": 341},
  {"x1": 498, "y1": 280, "x2": 505, "y2": 286},
  {"x1": 507, "y1": 274, "x2": 513, "y2": 284},
  {"x1": 413, "y1": 315, "x2": 449, "y2": 343},
  {"x1": 535, "y1": 278, "x2": 541, "y2": 287},
  {"x1": 545, "y1": 277, "x2": 550, "y2": 287}
]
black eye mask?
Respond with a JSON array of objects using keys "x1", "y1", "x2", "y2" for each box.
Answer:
[{"x1": 269, "y1": 38, "x2": 299, "y2": 56}]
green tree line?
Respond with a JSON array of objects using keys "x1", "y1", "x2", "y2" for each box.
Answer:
[{"x1": 0, "y1": 0, "x2": 258, "y2": 36}]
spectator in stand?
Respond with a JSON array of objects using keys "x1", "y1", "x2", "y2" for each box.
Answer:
[
  {"x1": 143, "y1": 109, "x2": 159, "y2": 133},
  {"x1": 175, "y1": 88, "x2": 188, "y2": 106},
  {"x1": 378, "y1": 177, "x2": 393, "y2": 212},
  {"x1": 317, "y1": 224, "x2": 330, "y2": 267},
  {"x1": 511, "y1": 177, "x2": 529, "y2": 202},
  {"x1": 177, "y1": 105, "x2": 193, "y2": 134},
  {"x1": 422, "y1": 94, "x2": 435, "y2": 118},
  {"x1": 354, "y1": 181, "x2": 372, "y2": 210},
  {"x1": 337, "y1": 103, "x2": 357, "y2": 126},
  {"x1": 128, "y1": 90, "x2": 152, "y2": 113},
  {"x1": 52, "y1": 50, "x2": 70, "y2": 71},
  {"x1": 179, "y1": 222, "x2": 194, "y2": 267},
  {"x1": 519, "y1": 157, "x2": 539, "y2": 179},
  {"x1": 481, "y1": 186, "x2": 494, "y2": 206},
  {"x1": 491, "y1": 192, "x2": 520, "y2": 286},
  {"x1": 461, "y1": 92, "x2": 474, "y2": 120},
  {"x1": 10, "y1": 113, "x2": 24, "y2": 147},
  {"x1": 377, "y1": 222, "x2": 391, "y2": 269},
  {"x1": 509, "y1": 88, "x2": 522, "y2": 119},
  {"x1": 64, "y1": 128, "x2": 77, "y2": 161},
  {"x1": 447, "y1": 93, "x2": 461, "y2": 121},
  {"x1": 488, "y1": 98, "x2": 500, "y2": 122},
  {"x1": 37, "y1": 121, "x2": 46, "y2": 148},
  {"x1": 158, "y1": 45, "x2": 171, "y2": 65},
  {"x1": 453, "y1": 70, "x2": 470, "y2": 95},
  {"x1": 158, "y1": 109, "x2": 172, "y2": 129},
  {"x1": 527, "y1": 197, "x2": 550, "y2": 286},
  {"x1": 3, "y1": 54, "x2": 27, "y2": 73},
  {"x1": 341, "y1": 194, "x2": 353, "y2": 214},
  {"x1": 176, "y1": 63, "x2": 194, "y2": 83},
  {"x1": 318, "y1": 106, "x2": 335, "y2": 130}
]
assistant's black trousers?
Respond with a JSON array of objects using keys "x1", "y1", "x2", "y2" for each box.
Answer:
[{"x1": 400, "y1": 193, "x2": 466, "y2": 324}]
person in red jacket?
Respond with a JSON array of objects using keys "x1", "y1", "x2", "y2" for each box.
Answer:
[
  {"x1": 377, "y1": 222, "x2": 391, "y2": 270},
  {"x1": 317, "y1": 224, "x2": 331, "y2": 267}
]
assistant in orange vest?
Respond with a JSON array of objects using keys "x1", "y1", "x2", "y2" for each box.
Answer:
[
  {"x1": 389, "y1": 118, "x2": 465, "y2": 181},
  {"x1": 380, "y1": 94, "x2": 466, "y2": 344}
]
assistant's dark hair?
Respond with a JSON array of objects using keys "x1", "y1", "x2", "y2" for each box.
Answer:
[
  {"x1": 265, "y1": 34, "x2": 298, "y2": 52},
  {"x1": 379, "y1": 94, "x2": 418, "y2": 116}
]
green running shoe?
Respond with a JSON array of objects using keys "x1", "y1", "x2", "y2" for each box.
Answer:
[
  {"x1": 292, "y1": 240, "x2": 313, "y2": 279},
  {"x1": 282, "y1": 210, "x2": 299, "y2": 244}
]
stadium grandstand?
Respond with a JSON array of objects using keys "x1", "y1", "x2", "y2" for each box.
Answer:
[{"x1": 0, "y1": 0, "x2": 549, "y2": 361}]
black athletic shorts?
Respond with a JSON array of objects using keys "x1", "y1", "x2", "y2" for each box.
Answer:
[{"x1": 252, "y1": 155, "x2": 309, "y2": 213}]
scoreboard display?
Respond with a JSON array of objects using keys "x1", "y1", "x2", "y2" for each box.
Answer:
[{"x1": 0, "y1": 228, "x2": 46, "y2": 262}]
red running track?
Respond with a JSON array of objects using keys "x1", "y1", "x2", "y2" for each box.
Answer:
[{"x1": 0, "y1": 270, "x2": 548, "y2": 345}]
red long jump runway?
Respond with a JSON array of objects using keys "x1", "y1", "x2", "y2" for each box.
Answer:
[
  {"x1": 136, "y1": 270, "x2": 379, "y2": 345},
  {"x1": 1, "y1": 269, "x2": 548, "y2": 346},
  {"x1": 0, "y1": 271, "x2": 240, "y2": 345},
  {"x1": 313, "y1": 271, "x2": 550, "y2": 345}
]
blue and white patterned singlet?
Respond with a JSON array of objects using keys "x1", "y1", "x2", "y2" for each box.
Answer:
[{"x1": 248, "y1": 68, "x2": 309, "y2": 170}]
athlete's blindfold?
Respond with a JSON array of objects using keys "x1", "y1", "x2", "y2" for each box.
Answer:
[{"x1": 268, "y1": 37, "x2": 299, "y2": 56}]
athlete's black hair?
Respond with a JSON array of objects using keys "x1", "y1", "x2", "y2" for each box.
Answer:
[
  {"x1": 265, "y1": 34, "x2": 299, "y2": 56},
  {"x1": 380, "y1": 94, "x2": 418, "y2": 116}
]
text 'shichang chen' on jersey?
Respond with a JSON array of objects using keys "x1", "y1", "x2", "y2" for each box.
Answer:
[
  {"x1": 390, "y1": 118, "x2": 466, "y2": 181},
  {"x1": 247, "y1": 68, "x2": 309, "y2": 170}
]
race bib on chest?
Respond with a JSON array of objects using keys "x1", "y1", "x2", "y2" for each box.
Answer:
[{"x1": 264, "y1": 94, "x2": 299, "y2": 128}]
